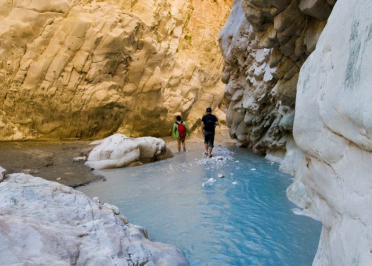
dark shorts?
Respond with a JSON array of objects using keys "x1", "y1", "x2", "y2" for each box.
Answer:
[{"x1": 204, "y1": 131, "x2": 215, "y2": 147}]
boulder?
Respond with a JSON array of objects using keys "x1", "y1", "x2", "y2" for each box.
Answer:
[
  {"x1": 0, "y1": 173, "x2": 189, "y2": 265},
  {"x1": 85, "y1": 134, "x2": 173, "y2": 170}
]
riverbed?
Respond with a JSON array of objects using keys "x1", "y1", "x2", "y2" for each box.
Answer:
[{"x1": 79, "y1": 144, "x2": 321, "y2": 266}]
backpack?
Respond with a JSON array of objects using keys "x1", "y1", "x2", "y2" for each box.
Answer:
[{"x1": 177, "y1": 122, "x2": 187, "y2": 138}]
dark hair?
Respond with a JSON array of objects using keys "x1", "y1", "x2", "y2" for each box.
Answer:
[
  {"x1": 206, "y1": 107, "x2": 212, "y2": 112},
  {"x1": 176, "y1": 115, "x2": 182, "y2": 121}
]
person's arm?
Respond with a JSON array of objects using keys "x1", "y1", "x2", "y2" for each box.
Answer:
[
  {"x1": 201, "y1": 121, "x2": 205, "y2": 135},
  {"x1": 172, "y1": 123, "x2": 177, "y2": 137}
]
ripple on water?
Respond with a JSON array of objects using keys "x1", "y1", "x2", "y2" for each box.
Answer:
[{"x1": 78, "y1": 146, "x2": 321, "y2": 266}]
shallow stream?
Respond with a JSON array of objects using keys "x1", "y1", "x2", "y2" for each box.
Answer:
[{"x1": 79, "y1": 145, "x2": 321, "y2": 266}]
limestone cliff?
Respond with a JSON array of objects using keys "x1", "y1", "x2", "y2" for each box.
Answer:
[
  {"x1": 219, "y1": 0, "x2": 333, "y2": 155},
  {"x1": 286, "y1": 0, "x2": 372, "y2": 264},
  {"x1": 0, "y1": 0, "x2": 232, "y2": 140},
  {"x1": 221, "y1": 0, "x2": 372, "y2": 264}
]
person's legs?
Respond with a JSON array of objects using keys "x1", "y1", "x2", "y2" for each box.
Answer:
[
  {"x1": 204, "y1": 134, "x2": 209, "y2": 155},
  {"x1": 176, "y1": 138, "x2": 181, "y2": 152},
  {"x1": 181, "y1": 138, "x2": 186, "y2": 151},
  {"x1": 207, "y1": 134, "x2": 215, "y2": 157},
  {"x1": 208, "y1": 146, "x2": 213, "y2": 157}
]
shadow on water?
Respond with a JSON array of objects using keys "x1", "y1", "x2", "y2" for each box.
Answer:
[{"x1": 78, "y1": 145, "x2": 321, "y2": 266}]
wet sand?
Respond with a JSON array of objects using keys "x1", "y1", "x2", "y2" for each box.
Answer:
[
  {"x1": 0, "y1": 140, "x2": 102, "y2": 188},
  {"x1": 0, "y1": 129, "x2": 235, "y2": 188}
]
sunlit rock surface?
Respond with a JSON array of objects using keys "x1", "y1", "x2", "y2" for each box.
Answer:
[
  {"x1": 287, "y1": 0, "x2": 372, "y2": 265},
  {"x1": 219, "y1": 0, "x2": 334, "y2": 155},
  {"x1": 0, "y1": 0, "x2": 232, "y2": 140},
  {"x1": 0, "y1": 173, "x2": 189, "y2": 266},
  {"x1": 85, "y1": 133, "x2": 173, "y2": 169}
]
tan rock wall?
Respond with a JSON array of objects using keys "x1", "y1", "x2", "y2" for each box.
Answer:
[
  {"x1": 219, "y1": 0, "x2": 335, "y2": 155},
  {"x1": 0, "y1": 0, "x2": 232, "y2": 140}
]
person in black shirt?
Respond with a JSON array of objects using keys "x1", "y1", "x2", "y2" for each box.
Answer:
[{"x1": 201, "y1": 107, "x2": 219, "y2": 158}]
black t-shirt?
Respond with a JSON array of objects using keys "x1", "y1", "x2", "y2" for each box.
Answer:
[{"x1": 202, "y1": 114, "x2": 218, "y2": 133}]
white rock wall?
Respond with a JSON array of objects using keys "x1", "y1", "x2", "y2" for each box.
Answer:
[
  {"x1": 219, "y1": 0, "x2": 332, "y2": 155},
  {"x1": 0, "y1": 173, "x2": 189, "y2": 266},
  {"x1": 287, "y1": 0, "x2": 372, "y2": 264},
  {"x1": 0, "y1": 0, "x2": 232, "y2": 140}
]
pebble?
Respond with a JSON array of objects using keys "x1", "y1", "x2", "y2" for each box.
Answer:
[
  {"x1": 218, "y1": 174, "x2": 224, "y2": 178},
  {"x1": 92, "y1": 197, "x2": 101, "y2": 203},
  {"x1": 202, "y1": 178, "x2": 216, "y2": 187},
  {"x1": 207, "y1": 178, "x2": 216, "y2": 183}
]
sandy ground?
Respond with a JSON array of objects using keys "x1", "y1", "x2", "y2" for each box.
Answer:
[
  {"x1": 0, "y1": 140, "x2": 101, "y2": 188},
  {"x1": 0, "y1": 129, "x2": 235, "y2": 188}
]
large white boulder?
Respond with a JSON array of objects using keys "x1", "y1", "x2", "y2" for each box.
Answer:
[
  {"x1": 85, "y1": 134, "x2": 173, "y2": 170},
  {"x1": 0, "y1": 173, "x2": 189, "y2": 266},
  {"x1": 289, "y1": 0, "x2": 372, "y2": 265}
]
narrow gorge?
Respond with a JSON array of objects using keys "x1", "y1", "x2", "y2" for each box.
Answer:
[{"x1": 1, "y1": 0, "x2": 372, "y2": 265}]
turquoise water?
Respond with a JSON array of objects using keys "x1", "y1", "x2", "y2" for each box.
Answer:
[{"x1": 79, "y1": 146, "x2": 321, "y2": 266}]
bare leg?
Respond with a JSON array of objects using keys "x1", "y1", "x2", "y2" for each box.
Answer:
[
  {"x1": 177, "y1": 138, "x2": 181, "y2": 152},
  {"x1": 204, "y1": 144, "x2": 208, "y2": 155},
  {"x1": 208, "y1": 147, "x2": 213, "y2": 157},
  {"x1": 182, "y1": 140, "x2": 186, "y2": 152}
]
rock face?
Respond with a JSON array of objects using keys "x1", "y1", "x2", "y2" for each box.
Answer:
[
  {"x1": 85, "y1": 133, "x2": 173, "y2": 169},
  {"x1": 0, "y1": 0, "x2": 232, "y2": 140},
  {"x1": 219, "y1": 0, "x2": 334, "y2": 155},
  {"x1": 286, "y1": 0, "x2": 372, "y2": 264},
  {"x1": 0, "y1": 173, "x2": 189, "y2": 266}
]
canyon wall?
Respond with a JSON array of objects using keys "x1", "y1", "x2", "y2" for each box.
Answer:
[
  {"x1": 219, "y1": 0, "x2": 332, "y2": 155},
  {"x1": 221, "y1": 0, "x2": 372, "y2": 265},
  {"x1": 0, "y1": 0, "x2": 232, "y2": 140},
  {"x1": 286, "y1": 0, "x2": 372, "y2": 264}
]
